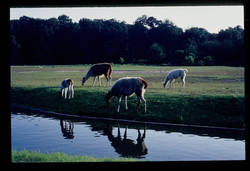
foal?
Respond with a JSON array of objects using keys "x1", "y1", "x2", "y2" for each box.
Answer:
[{"x1": 60, "y1": 78, "x2": 74, "y2": 99}]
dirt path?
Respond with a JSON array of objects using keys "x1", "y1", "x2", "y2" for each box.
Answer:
[{"x1": 13, "y1": 69, "x2": 169, "y2": 74}]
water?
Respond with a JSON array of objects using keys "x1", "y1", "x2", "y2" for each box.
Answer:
[{"x1": 11, "y1": 109, "x2": 245, "y2": 161}]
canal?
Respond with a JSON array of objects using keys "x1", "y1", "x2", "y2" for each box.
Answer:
[{"x1": 11, "y1": 109, "x2": 245, "y2": 161}]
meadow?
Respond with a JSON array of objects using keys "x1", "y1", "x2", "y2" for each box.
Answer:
[{"x1": 10, "y1": 64, "x2": 245, "y2": 128}]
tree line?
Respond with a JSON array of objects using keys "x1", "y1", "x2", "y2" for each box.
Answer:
[{"x1": 10, "y1": 15, "x2": 244, "y2": 66}]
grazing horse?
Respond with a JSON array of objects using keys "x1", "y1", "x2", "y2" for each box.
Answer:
[
  {"x1": 82, "y1": 63, "x2": 112, "y2": 86},
  {"x1": 60, "y1": 78, "x2": 74, "y2": 99},
  {"x1": 163, "y1": 69, "x2": 188, "y2": 88},
  {"x1": 105, "y1": 77, "x2": 148, "y2": 113}
]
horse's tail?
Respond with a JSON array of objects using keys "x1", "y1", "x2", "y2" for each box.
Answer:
[
  {"x1": 138, "y1": 77, "x2": 148, "y2": 89},
  {"x1": 107, "y1": 64, "x2": 112, "y2": 79}
]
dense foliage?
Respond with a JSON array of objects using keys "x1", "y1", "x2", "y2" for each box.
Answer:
[{"x1": 10, "y1": 15, "x2": 244, "y2": 66}]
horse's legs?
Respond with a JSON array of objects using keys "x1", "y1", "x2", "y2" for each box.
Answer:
[
  {"x1": 124, "y1": 96, "x2": 128, "y2": 110},
  {"x1": 92, "y1": 77, "x2": 97, "y2": 87},
  {"x1": 98, "y1": 76, "x2": 101, "y2": 86},
  {"x1": 117, "y1": 96, "x2": 122, "y2": 112},
  {"x1": 64, "y1": 87, "x2": 68, "y2": 99}
]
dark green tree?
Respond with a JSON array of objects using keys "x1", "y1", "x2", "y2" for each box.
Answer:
[
  {"x1": 10, "y1": 15, "x2": 244, "y2": 66},
  {"x1": 147, "y1": 43, "x2": 166, "y2": 64}
]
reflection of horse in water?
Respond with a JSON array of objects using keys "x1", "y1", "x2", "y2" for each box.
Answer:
[
  {"x1": 60, "y1": 120, "x2": 74, "y2": 139},
  {"x1": 104, "y1": 123, "x2": 148, "y2": 158}
]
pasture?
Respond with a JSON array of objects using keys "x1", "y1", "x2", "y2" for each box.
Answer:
[{"x1": 10, "y1": 65, "x2": 245, "y2": 128}]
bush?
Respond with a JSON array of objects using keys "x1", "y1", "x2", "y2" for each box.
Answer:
[
  {"x1": 119, "y1": 57, "x2": 125, "y2": 64},
  {"x1": 147, "y1": 43, "x2": 166, "y2": 64},
  {"x1": 203, "y1": 56, "x2": 214, "y2": 65},
  {"x1": 184, "y1": 55, "x2": 195, "y2": 65}
]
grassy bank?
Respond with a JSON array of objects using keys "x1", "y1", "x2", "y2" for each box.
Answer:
[
  {"x1": 10, "y1": 65, "x2": 245, "y2": 128},
  {"x1": 12, "y1": 150, "x2": 136, "y2": 162}
]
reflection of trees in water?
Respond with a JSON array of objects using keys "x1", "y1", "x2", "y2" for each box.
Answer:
[
  {"x1": 60, "y1": 120, "x2": 74, "y2": 139},
  {"x1": 103, "y1": 123, "x2": 148, "y2": 158}
]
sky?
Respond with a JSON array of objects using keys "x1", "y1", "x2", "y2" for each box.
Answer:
[{"x1": 10, "y1": 6, "x2": 244, "y2": 33}]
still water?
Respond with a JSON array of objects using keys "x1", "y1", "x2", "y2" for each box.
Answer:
[{"x1": 11, "y1": 109, "x2": 245, "y2": 161}]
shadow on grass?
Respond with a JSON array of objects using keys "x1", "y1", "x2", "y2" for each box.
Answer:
[{"x1": 11, "y1": 87, "x2": 245, "y2": 128}]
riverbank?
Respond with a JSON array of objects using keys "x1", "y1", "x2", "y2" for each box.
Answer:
[
  {"x1": 11, "y1": 87, "x2": 245, "y2": 128},
  {"x1": 12, "y1": 150, "x2": 136, "y2": 162}
]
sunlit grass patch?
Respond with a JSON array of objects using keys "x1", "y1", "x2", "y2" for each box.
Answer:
[{"x1": 12, "y1": 150, "x2": 137, "y2": 162}]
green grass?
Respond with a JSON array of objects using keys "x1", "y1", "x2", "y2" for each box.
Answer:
[
  {"x1": 12, "y1": 150, "x2": 136, "y2": 162},
  {"x1": 10, "y1": 65, "x2": 245, "y2": 128}
]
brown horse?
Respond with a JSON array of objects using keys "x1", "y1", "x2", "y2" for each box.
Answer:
[{"x1": 82, "y1": 63, "x2": 112, "y2": 86}]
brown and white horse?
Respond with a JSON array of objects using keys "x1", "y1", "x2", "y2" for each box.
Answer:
[
  {"x1": 60, "y1": 78, "x2": 74, "y2": 99},
  {"x1": 82, "y1": 63, "x2": 112, "y2": 86},
  {"x1": 105, "y1": 77, "x2": 147, "y2": 113}
]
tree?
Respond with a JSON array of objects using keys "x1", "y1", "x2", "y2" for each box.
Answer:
[
  {"x1": 173, "y1": 50, "x2": 185, "y2": 65},
  {"x1": 147, "y1": 18, "x2": 183, "y2": 64},
  {"x1": 128, "y1": 19, "x2": 149, "y2": 62},
  {"x1": 203, "y1": 56, "x2": 214, "y2": 66},
  {"x1": 184, "y1": 55, "x2": 195, "y2": 66},
  {"x1": 135, "y1": 15, "x2": 162, "y2": 29},
  {"x1": 216, "y1": 26, "x2": 244, "y2": 66},
  {"x1": 10, "y1": 35, "x2": 21, "y2": 65},
  {"x1": 147, "y1": 43, "x2": 166, "y2": 64},
  {"x1": 10, "y1": 15, "x2": 244, "y2": 66}
]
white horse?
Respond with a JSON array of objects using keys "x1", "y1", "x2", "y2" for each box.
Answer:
[
  {"x1": 105, "y1": 77, "x2": 148, "y2": 113},
  {"x1": 163, "y1": 69, "x2": 188, "y2": 88},
  {"x1": 60, "y1": 78, "x2": 74, "y2": 99}
]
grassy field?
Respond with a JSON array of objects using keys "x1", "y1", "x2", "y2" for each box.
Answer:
[
  {"x1": 10, "y1": 64, "x2": 245, "y2": 128},
  {"x1": 12, "y1": 150, "x2": 136, "y2": 162}
]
